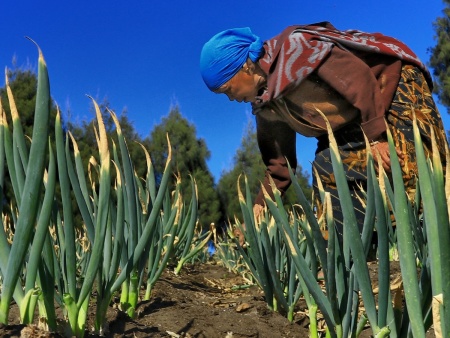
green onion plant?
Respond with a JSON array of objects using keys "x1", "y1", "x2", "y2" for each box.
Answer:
[
  {"x1": 229, "y1": 107, "x2": 450, "y2": 337},
  {"x1": 0, "y1": 42, "x2": 202, "y2": 338}
]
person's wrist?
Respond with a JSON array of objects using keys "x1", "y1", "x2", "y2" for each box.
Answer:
[{"x1": 369, "y1": 132, "x2": 387, "y2": 145}]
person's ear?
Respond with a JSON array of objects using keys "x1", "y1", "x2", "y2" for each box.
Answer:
[{"x1": 243, "y1": 59, "x2": 255, "y2": 74}]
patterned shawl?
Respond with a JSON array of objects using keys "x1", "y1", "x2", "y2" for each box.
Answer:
[{"x1": 257, "y1": 21, "x2": 431, "y2": 102}]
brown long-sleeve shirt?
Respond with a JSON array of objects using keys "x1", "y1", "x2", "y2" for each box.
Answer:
[{"x1": 253, "y1": 33, "x2": 413, "y2": 206}]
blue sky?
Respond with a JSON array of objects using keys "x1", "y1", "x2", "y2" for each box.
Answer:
[{"x1": 1, "y1": 1, "x2": 449, "y2": 183}]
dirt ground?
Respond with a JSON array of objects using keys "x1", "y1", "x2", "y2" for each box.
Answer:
[{"x1": 0, "y1": 261, "x2": 436, "y2": 338}]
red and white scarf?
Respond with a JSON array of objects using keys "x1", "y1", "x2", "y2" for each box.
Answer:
[{"x1": 257, "y1": 21, "x2": 430, "y2": 102}]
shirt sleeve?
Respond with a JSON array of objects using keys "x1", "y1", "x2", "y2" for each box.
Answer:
[
  {"x1": 316, "y1": 47, "x2": 388, "y2": 141},
  {"x1": 254, "y1": 112, "x2": 297, "y2": 205}
]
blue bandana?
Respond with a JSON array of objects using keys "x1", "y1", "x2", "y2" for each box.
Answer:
[{"x1": 200, "y1": 27, "x2": 264, "y2": 91}]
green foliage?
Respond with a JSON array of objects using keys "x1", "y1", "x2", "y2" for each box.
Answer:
[
  {"x1": 217, "y1": 120, "x2": 312, "y2": 221},
  {"x1": 1, "y1": 68, "x2": 38, "y2": 137},
  {"x1": 0, "y1": 67, "x2": 59, "y2": 215},
  {"x1": 0, "y1": 47, "x2": 206, "y2": 337},
  {"x1": 65, "y1": 99, "x2": 151, "y2": 231},
  {"x1": 146, "y1": 107, "x2": 221, "y2": 228},
  {"x1": 429, "y1": 0, "x2": 450, "y2": 111},
  {"x1": 226, "y1": 110, "x2": 450, "y2": 337},
  {"x1": 67, "y1": 98, "x2": 149, "y2": 181},
  {"x1": 0, "y1": 43, "x2": 52, "y2": 325},
  {"x1": 213, "y1": 223, "x2": 254, "y2": 282}
]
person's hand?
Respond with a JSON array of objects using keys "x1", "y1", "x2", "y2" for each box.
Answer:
[
  {"x1": 233, "y1": 227, "x2": 246, "y2": 247},
  {"x1": 370, "y1": 140, "x2": 404, "y2": 172},
  {"x1": 253, "y1": 204, "x2": 264, "y2": 223}
]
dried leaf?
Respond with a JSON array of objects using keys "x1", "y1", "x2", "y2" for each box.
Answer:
[{"x1": 236, "y1": 302, "x2": 252, "y2": 313}]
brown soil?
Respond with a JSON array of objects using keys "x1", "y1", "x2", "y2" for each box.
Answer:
[{"x1": 0, "y1": 261, "x2": 435, "y2": 338}]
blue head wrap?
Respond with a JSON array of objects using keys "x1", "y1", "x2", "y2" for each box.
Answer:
[{"x1": 200, "y1": 27, "x2": 264, "y2": 91}]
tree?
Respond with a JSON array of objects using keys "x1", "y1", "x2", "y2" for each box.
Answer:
[
  {"x1": 217, "y1": 120, "x2": 312, "y2": 222},
  {"x1": 429, "y1": 0, "x2": 450, "y2": 112},
  {"x1": 67, "y1": 98, "x2": 149, "y2": 181},
  {"x1": 1, "y1": 67, "x2": 60, "y2": 140},
  {"x1": 145, "y1": 106, "x2": 222, "y2": 229}
]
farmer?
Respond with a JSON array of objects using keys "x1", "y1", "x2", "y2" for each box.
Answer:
[{"x1": 199, "y1": 22, "x2": 448, "y2": 237}]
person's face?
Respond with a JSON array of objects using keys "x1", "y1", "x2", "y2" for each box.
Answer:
[{"x1": 214, "y1": 67, "x2": 259, "y2": 103}]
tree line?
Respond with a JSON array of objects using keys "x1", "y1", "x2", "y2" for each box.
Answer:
[
  {"x1": 0, "y1": 67, "x2": 312, "y2": 232},
  {"x1": 3, "y1": 0, "x2": 450, "y2": 232}
]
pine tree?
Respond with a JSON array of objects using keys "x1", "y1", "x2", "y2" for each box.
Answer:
[
  {"x1": 429, "y1": 0, "x2": 450, "y2": 112},
  {"x1": 146, "y1": 106, "x2": 222, "y2": 229}
]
